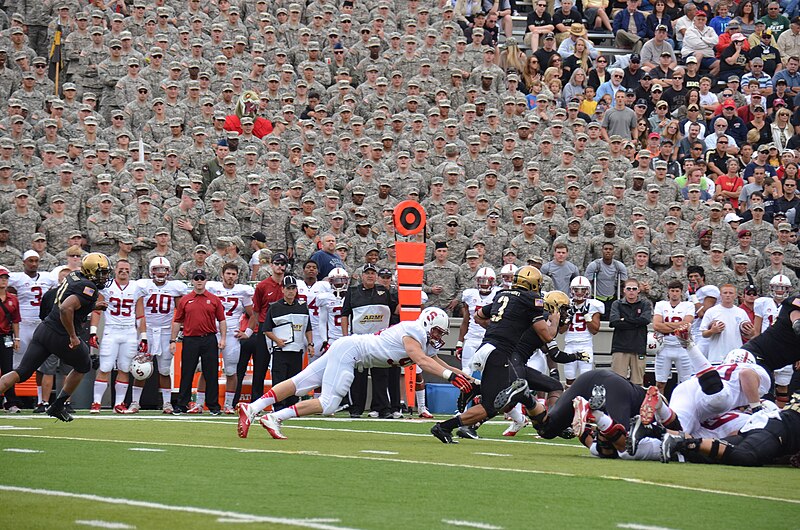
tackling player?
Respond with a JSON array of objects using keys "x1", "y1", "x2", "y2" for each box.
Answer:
[
  {"x1": 237, "y1": 308, "x2": 473, "y2": 439},
  {"x1": 89, "y1": 260, "x2": 146, "y2": 413},
  {"x1": 0, "y1": 253, "x2": 111, "y2": 422},
  {"x1": 560, "y1": 276, "x2": 602, "y2": 387},
  {"x1": 134, "y1": 257, "x2": 189, "y2": 414},
  {"x1": 752, "y1": 274, "x2": 793, "y2": 407},
  {"x1": 651, "y1": 280, "x2": 695, "y2": 392}
]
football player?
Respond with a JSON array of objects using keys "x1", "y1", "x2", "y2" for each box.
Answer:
[
  {"x1": 8, "y1": 252, "x2": 56, "y2": 411},
  {"x1": 560, "y1": 276, "x2": 603, "y2": 387},
  {"x1": 206, "y1": 263, "x2": 254, "y2": 414},
  {"x1": 304, "y1": 261, "x2": 333, "y2": 364},
  {"x1": 237, "y1": 308, "x2": 473, "y2": 440},
  {"x1": 752, "y1": 274, "x2": 793, "y2": 407},
  {"x1": 89, "y1": 259, "x2": 147, "y2": 413},
  {"x1": 317, "y1": 267, "x2": 349, "y2": 353},
  {"x1": 499, "y1": 264, "x2": 517, "y2": 288},
  {"x1": 686, "y1": 266, "x2": 720, "y2": 356},
  {"x1": 651, "y1": 280, "x2": 695, "y2": 392},
  {"x1": 134, "y1": 257, "x2": 189, "y2": 414},
  {"x1": 455, "y1": 267, "x2": 498, "y2": 377},
  {"x1": 0, "y1": 253, "x2": 111, "y2": 422}
]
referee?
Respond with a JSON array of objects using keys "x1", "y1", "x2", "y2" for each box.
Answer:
[
  {"x1": 171, "y1": 268, "x2": 226, "y2": 415},
  {"x1": 264, "y1": 275, "x2": 313, "y2": 410}
]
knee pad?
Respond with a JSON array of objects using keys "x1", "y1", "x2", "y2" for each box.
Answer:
[
  {"x1": 697, "y1": 368, "x2": 723, "y2": 395},
  {"x1": 319, "y1": 393, "x2": 341, "y2": 416}
]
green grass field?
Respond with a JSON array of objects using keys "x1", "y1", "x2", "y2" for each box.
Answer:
[{"x1": 0, "y1": 413, "x2": 797, "y2": 530}]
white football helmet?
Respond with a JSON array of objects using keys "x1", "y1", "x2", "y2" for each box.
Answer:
[
  {"x1": 646, "y1": 331, "x2": 664, "y2": 355},
  {"x1": 417, "y1": 307, "x2": 449, "y2": 349},
  {"x1": 500, "y1": 264, "x2": 518, "y2": 288},
  {"x1": 769, "y1": 274, "x2": 792, "y2": 302},
  {"x1": 723, "y1": 348, "x2": 757, "y2": 365},
  {"x1": 570, "y1": 276, "x2": 592, "y2": 302},
  {"x1": 475, "y1": 267, "x2": 496, "y2": 295},
  {"x1": 149, "y1": 256, "x2": 171, "y2": 283},
  {"x1": 328, "y1": 267, "x2": 350, "y2": 295},
  {"x1": 130, "y1": 355, "x2": 153, "y2": 381}
]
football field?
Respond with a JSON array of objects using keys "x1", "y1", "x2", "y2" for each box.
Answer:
[{"x1": 0, "y1": 413, "x2": 796, "y2": 530}]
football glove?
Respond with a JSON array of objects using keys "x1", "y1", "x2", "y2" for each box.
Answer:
[
  {"x1": 448, "y1": 372, "x2": 473, "y2": 393},
  {"x1": 575, "y1": 350, "x2": 591, "y2": 363},
  {"x1": 454, "y1": 341, "x2": 463, "y2": 360},
  {"x1": 320, "y1": 341, "x2": 329, "y2": 354},
  {"x1": 88, "y1": 333, "x2": 99, "y2": 349},
  {"x1": 90, "y1": 353, "x2": 100, "y2": 370},
  {"x1": 457, "y1": 383, "x2": 482, "y2": 412},
  {"x1": 138, "y1": 339, "x2": 148, "y2": 354}
]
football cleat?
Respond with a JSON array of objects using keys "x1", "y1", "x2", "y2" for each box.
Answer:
[
  {"x1": 33, "y1": 402, "x2": 48, "y2": 414},
  {"x1": 503, "y1": 418, "x2": 528, "y2": 437},
  {"x1": 456, "y1": 426, "x2": 480, "y2": 440},
  {"x1": 391, "y1": 411, "x2": 404, "y2": 419},
  {"x1": 186, "y1": 402, "x2": 203, "y2": 414},
  {"x1": 588, "y1": 384, "x2": 606, "y2": 410},
  {"x1": 89, "y1": 402, "x2": 101, "y2": 414},
  {"x1": 418, "y1": 407, "x2": 434, "y2": 419},
  {"x1": 626, "y1": 415, "x2": 647, "y2": 456},
  {"x1": 571, "y1": 396, "x2": 590, "y2": 435},
  {"x1": 430, "y1": 423, "x2": 458, "y2": 444},
  {"x1": 162, "y1": 402, "x2": 174, "y2": 414},
  {"x1": 126, "y1": 402, "x2": 140, "y2": 414},
  {"x1": 46, "y1": 401, "x2": 73, "y2": 422},
  {"x1": 224, "y1": 405, "x2": 236, "y2": 415},
  {"x1": 367, "y1": 410, "x2": 380, "y2": 418},
  {"x1": 260, "y1": 413, "x2": 287, "y2": 439},
  {"x1": 113, "y1": 403, "x2": 128, "y2": 414},
  {"x1": 559, "y1": 427, "x2": 576, "y2": 439},
  {"x1": 6, "y1": 405, "x2": 20, "y2": 414},
  {"x1": 64, "y1": 403, "x2": 75, "y2": 414},
  {"x1": 238, "y1": 403, "x2": 254, "y2": 438},
  {"x1": 661, "y1": 432, "x2": 686, "y2": 463},
  {"x1": 639, "y1": 386, "x2": 661, "y2": 425},
  {"x1": 493, "y1": 378, "x2": 529, "y2": 411}
]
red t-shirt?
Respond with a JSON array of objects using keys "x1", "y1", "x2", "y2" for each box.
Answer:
[
  {"x1": 716, "y1": 174, "x2": 744, "y2": 209},
  {"x1": 0, "y1": 293, "x2": 20, "y2": 335},
  {"x1": 252, "y1": 277, "x2": 284, "y2": 323},
  {"x1": 174, "y1": 290, "x2": 224, "y2": 336}
]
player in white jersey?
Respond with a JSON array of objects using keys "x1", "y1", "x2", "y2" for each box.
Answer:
[
  {"x1": 687, "y1": 266, "x2": 720, "y2": 356},
  {"x1": 305, "y1": 276, "x2": 332, "y2": 363},
  {"x1": 561, "y1": 276, "x2": 603, "y2": 385},
  {"x1": 499, "y1": 264, "x2": 517, "y2": 288},
  {"x1": 317, "y1": 268, "x2": 349, "y2": 352},
  {"x1": 237, "y1": 308, "x2": 475, "y2": 439},
  {"x1": 753, "y1": 274, "x2": 794, "y2": 406},
  {"x1": 206, "y1": 263, "x2": 254, "y2": 414},
  {"x1": 134, "y1": 257, "x2": 190, "y2": 413},
  {"x1": 89, "y1": 260, "x2": 147, "y2": 413},
  {"x1": 9, "y1": 252, "x2": 57, "y2": 409},
  {"x1": 652, "y1": 280, "x2": 696, "y2": 392},
  {"x1": 455, "y1": 267, "x2": 498, "y2": 375}
]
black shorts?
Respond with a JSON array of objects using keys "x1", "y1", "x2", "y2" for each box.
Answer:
[{"x1": 15, "y1": 324, "x2": 91, "y2": 382}]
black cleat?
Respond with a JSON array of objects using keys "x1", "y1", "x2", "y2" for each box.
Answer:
[
  {"x1": 33, "y1": 402, "x2": 48, "y2": 414},
  {"x1": 456, "y1": 426, "x2": 480, "y2": 440},
  {"x1": 588, "y1": 384, "x2": 606, "y2": 410},
  {"x1": 627, "y1": 415, "x2": 646, "y2": 456},
  {"x1": 661, "y1": 432, "x2": 685, "y2": 463},
  {"x1": 493, "y1": 378, "x2": 529, "y2": 411},
  {"x1": 559, "y1": 427, "x2": 576, "y2": 439},
  {"x1": 46, "y1": 402, "x2": 74, "y2": 422},
  {"x1": 431, "y1": 423, "x2": 458, "y2": 444},
  {"x1": 64, "y1": 402, "x2": 75, "y2": 415}
]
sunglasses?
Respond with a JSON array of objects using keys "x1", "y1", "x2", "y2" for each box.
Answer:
[{"x1": 625, "y1": 286, "x2": 639, "y2": 291}]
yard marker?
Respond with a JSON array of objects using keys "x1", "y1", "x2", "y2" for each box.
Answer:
[
  {"x1": 359, "y1": 450, "x2": 398, "y2": 455},
  {"x1": 617, "y1": 524, "x2": 678, "y2": 530},
  {"x1": 3, "y1": 448, "x2": 43, "y2": 453},
  {"x1": 472, "y1": 452, "x2": 511, "y2": 457},
  {"x1": 75, "y1": 520, "x2": 135, "y2": 529},
  {"x1": 442, "y1": 519, "x2": 503, "y2": 529},
  {"x1": 0, "y1": 485, "x2": 362, "y2": 530},
  {"x1": 128, "y1": 448, "x2": 165, "y2": 452}
]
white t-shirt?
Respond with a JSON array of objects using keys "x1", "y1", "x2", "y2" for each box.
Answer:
[{"x1": 700, "y1": 304, "x2": 750, "y2": 363}]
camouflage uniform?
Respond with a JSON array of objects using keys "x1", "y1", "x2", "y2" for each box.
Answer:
[
  {"x1": 423, "y1": 258, "x2": 462, "y2": 311},
  {"x1": 163, "y1": 205, "x2": 204, "y2": 256},
  {"x1": 251, "y1": 201, "x2": 293, "y2": 254},
  {"x1": 86, "y1": 210, "x2": 128, "y2": 256}
]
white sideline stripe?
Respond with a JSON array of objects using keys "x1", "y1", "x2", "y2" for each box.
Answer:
[
  {"x1": 0, "y1": 485, "x2": 361, "y2": 530},
  {"x1": 75, "y1": 520, "x2": 135, "y2": 529},
  {"x1": 360, "y1": 450, "x2": 398, "y2": 455},
  {"x1": 217, "y1": 518, "x2": 341, "y2": 525},
  {"x1": 3, "y1": 432, "x2": 799, "y2": 506},
  {"x1": 0, "y1": 425, "x2": 41, "y2": 430},
  {"x1": 617, "y1": 523, "x2": 674, "y2": 530},
  {"x1": 442, "y1": 519, "x2": 503, "y2": 529},
  {"x1": 127, "y1": 448, "x2": 165, "y2": 452},
  {"x1": 3, "y1": 448, "x2": 43, "y2": 453},
  {"x1": 472, "y1": 452, "x2": 511, "y2": 457}
]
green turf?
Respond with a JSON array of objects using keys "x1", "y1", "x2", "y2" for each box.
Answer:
[{"x1": 0, "y1": 413, "x2": 796, "y2": 530}]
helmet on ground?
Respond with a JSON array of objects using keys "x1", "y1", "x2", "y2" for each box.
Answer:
[
  {"x1": 417, "y1": 307, "x2": 449, "y2": 349},
  {"x1": 149, "y1": 256, "x2": 171, "y2": 282},
  {"x1": 646, "y1": 332, "x2": 664, "y2": 355},
  {"x1": 500, "y1": 264, "x2": 518, "y2": 287},
  {"x1": 81, "y1": 252, "x2": 112, "y2": 288},
  {"x1": 543, "y1": 290, "x2": 570, "y2": 315},
  {"x1": 130, "y1": 355, "x2": 153, "y2": 381},
  {"x1": 723, "y1": 348, "x2": 756, "y2": 365},
  {"x1": 769, "y1": 274, "x2": 792, "y2": 302},
  {"x1": 328, "y1": 267, "x2": 350, "y2": 294},
  {"x1": 570, "y1": 276, "x2": 591, "y2": 302},
  {"x1": 512, "y1": 265, "x2": 542, "y2": 292},
  {"x1": 476, "y1": 267, "x2": 496, "y2": 294}
]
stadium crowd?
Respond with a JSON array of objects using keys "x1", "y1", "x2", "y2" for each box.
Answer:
[{"x1": 0, "y1": 0, "x2": 799, "y2": 432}]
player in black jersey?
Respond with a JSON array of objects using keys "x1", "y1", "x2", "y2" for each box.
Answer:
[
  {"x1": 662, "y1": 394, "x2": 800, "y2": 467},
  {"x1": 743, "y1": 295, "x2": 800, "y2": 401},
  {"x1": 0, "y1": 253, "x2": 111, "y2": 421}
]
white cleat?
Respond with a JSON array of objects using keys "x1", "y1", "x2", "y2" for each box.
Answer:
[
  {"x1": 260, "y1": 413, "x2": 287, "y2": 439},
  {"x1": 571, "y1": 396, "x2": 590, "y2": 435},
  {"x1": 502, "y1": 418, "x2": 529, "y2": 437},
  {"x1": 126, "y1": 401, "x2": 140, "y2": 414}
]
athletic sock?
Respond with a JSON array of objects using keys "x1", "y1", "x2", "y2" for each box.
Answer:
[
  {"x1": 655, "y1": 400, "x2": 673, "y2": 423},
  {"x1": 509, "y1": 403, "x2": 525, "y2": 424},
  {"x1": 131, "y1": 385, "x2": 142, "y2": 404},
  {"x1": 439, "y1": 415, "x2": 463, "y2": 431},
  {"x1": 93, "y1": 380, "x2": 108, "y2": 404},
  {"x1": 273, "y1": 405, "x2": 298, "y2": 421},
  {"x1": 196, "y1": 391, "x2": 205, "y2": 407},
  {"x1": 593, "y1": 410, "x2": 613, "y2": 432},
  {"x1": 36, "y1": 387, "x2": 42, "y2": 403},
  {"x1": 250, "y1": 389, "x2": 277, "y2": 413},
  {"x1": 160, "y1": 388, "x2": 171, "y2": 405},
  {"x1": 686, "y1": 343, "x2": 711, "y2": 373},
  {"x1": 114, "y1": 382, "x2": 128, "y2": 405},
  {"x1": 415, "y1": 389, "x2": 426, "y2": 411},
  {"x1": 225, "y1": 392, "x2": 234, "y2": 408}
]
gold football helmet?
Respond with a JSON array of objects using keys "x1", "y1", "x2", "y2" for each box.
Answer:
[
  {"x1": 81, "y1": 252, "x2": 112, "y2": 288},
  {"x1": 543, "y1": 290, "x2": 570, "y2": 315},
  {"x1": 512, "y1": 265, "x2": 542, "y2": 292}
]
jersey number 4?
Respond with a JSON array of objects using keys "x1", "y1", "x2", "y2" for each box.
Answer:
[{"x1": 146, "y1": 294, "x2": 172, "y2": 314}]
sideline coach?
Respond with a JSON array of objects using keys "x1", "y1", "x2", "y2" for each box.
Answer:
[{"x1": 171, "y1": 268, "x2": 227, "y2": 414}]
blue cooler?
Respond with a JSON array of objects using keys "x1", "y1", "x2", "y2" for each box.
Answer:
[{"x1": 425, "y1": 383, "x2": 460, "y2": 414}]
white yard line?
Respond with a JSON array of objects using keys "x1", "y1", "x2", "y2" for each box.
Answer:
[
  {"x1": 1, "y1": 432, "x2": 798, "y2": 506},
  {"x1": 442, "y1": 519, "x2": 504, "y2": 529},
  {"x1": 75, "y1": 520, "x2": 136, "y2": 529},
  {"x1": 472, "y1": 452, "x2": 511, "y2": 457},
  {"x1": 3, "y1": 448, "x2": 43, "y2": 453},
  {"x1": 0, "y1": 425, "x2": 42, "y2": 430},
  {"x1": 617, "y1": 524, "x2": 679, "y2": 530},
  {"x1": 0, "y1": 485, "x2": 361, "y2": 530},
  {"x1": 127, "y1": 448, "x2": 165, "y2": 452},
  {"x1": 359, "y1": 450, "x2": 398, "y2": 455}
]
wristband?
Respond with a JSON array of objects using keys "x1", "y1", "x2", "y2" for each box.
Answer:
[
  {"x1": 749, "y1": 402, "x2": 762, "y2": 410},
  {"x1": 169, "y1": 339, "x2": 177, "y2": 344},
  {"x1": 139, "y1": 332, "x2": 147, "y2": 341},
  {"x1": 90, "y1": 326, "x2": 98, "y2": 335},
  {"x1": 244, "y1": 328, "x2": 253, "y2": 338},
  {"x1": 442, "y1": 369, "x2": 453, "y2": 380},
  {"x1": 455, "y1": 341, "x2": 463, "y2": 348}
]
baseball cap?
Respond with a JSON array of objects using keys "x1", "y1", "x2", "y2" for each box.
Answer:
[
  {"x1": 191, "y1": 268, "x2": 207, "y2": 280},
  {"x1": 282, "y1": 275, "x2": 298, "y2": 287}
]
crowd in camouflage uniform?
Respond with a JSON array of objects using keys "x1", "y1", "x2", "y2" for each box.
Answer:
[{"x1": 0, "y1": 0, "x2": 797, "y2": 319}]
